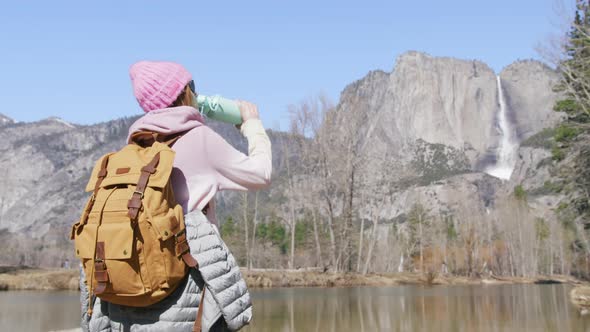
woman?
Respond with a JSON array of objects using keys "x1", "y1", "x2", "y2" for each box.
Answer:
[{"x1": 80, "y1": 61, "x2": 272, "y2": 332}]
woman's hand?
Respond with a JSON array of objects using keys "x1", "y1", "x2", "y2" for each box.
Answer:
[{"x1": 236, "y1": 100, "x2": 259, "y2": 123}]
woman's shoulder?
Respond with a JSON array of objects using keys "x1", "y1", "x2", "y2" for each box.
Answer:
[
  {"x1": 175, "y1": 124, "x2": 233, "y2": 152},
  {"x1": 186, "y1": 123, "x2": 237, "y2": 142},
  {"x1": 181, "y1": 123, "x2": 218, "y2": 140}
]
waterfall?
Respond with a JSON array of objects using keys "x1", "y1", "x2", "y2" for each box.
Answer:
[{"x1": 485, "y1": 76, "x2": 517, "y2": 180}]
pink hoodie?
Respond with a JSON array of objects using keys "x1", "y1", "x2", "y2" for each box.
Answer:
[{"x1": 126, "y1": 106, "x2": 272, "y2": 224}]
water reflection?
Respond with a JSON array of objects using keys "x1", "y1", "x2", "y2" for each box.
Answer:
[
  {"x1": 0, "y1": 290, "x2": 80, "y2": 332},
  {"x1": 0, "y1": 285, "x2": 588, "y2": 331},
  {"x1": 244, "y1": 284, "x2": 590, "y2": 332}
]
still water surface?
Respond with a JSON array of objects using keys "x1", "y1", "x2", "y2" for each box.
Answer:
[{"x1": 0, "y1": 284, "x2": 588, "y2": 332}]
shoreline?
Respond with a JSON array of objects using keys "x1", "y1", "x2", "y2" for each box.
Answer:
[
  {"x1": 242, "y1": 269, "x2": 585, "y2": 288},
  {"x1": 0, "y1": 267, "x2": 584, "y2": 291}
]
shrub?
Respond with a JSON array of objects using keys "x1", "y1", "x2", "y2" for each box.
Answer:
[
  {"x1": 257, "y1": 220, "x2": 288, "y2": 254},
  {"x1": 554, "y1": 99, "x2": 581, "y2": 114},
  {"x1": 544, "y1": 181, "x2": 563, "y2": 193},
  {"x1": 521, "y1": 128, "x2": 555, "y2": 149},
  {"x1": 294, "y1": 221, "x2": 309, "y2": 248},
  {"x1": 425, "y1": 269, "x2": 438, "y2": 285},
  {"x1": 514, "y1": 185, "x2": 527, "y2": 201},
  {"x1": 221, "y1": 216, "x2": 236, "y2": 238},
  {"x1": 554, "y1": 125, "x2": 579, "y2": 143},
  {"x1": 552, "y1": 146, "x2": 565, "y2": 161}
]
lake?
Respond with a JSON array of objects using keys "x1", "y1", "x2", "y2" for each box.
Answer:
[{"x1": 0, "y1": 284, "x2": 587, "y2": 331}]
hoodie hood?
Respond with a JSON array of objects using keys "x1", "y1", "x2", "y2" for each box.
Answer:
[{"x1": 127, "y1": 106, "x2": 205, "y2": 143}]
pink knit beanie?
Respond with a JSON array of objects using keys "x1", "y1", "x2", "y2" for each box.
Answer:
[{"x1": 129, "y1": 61, "x2": 193, "y2": 112}]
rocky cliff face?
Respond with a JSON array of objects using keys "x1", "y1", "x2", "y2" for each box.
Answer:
[
  {"x1": 330, "y1": 51, "x2": 562, "y2": 229},
  {"x1": 337, "y1": 52, "x2": 560, "y2": 180},
  {"x1": 0, "y1": 117, "x2": 133, "y2": 266},
  {"x1": 0, "y1": 113, "x2": 14, "y2": 127},
  {"x1": 338, "y1": 52, "x2": 498, "y2": 165},
  {"x1": 500, "y1": 61, "x2": 564, "y2": 141},
  {"x1": 390, "y1": 52, "x2": 499, "y2": 154},
  {"x1": 0, "y1": 51, "x2": 563, "y2": 267}
]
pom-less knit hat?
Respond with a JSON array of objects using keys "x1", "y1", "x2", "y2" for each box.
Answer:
[{"x1": 129, "y1": 61, "x2": 192, "y2": 112}]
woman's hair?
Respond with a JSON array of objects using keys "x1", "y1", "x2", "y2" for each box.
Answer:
[{"x1": 170, "y1": 85, "x2": 194, "y2": 107}]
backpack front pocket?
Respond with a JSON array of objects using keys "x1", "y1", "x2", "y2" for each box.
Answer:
[
  {"x1": 96, "y1": 222, "x2": 146, "y2": 295},
  {"x1": 73, "y1": 223, "x2": 97, "y2": 259}
]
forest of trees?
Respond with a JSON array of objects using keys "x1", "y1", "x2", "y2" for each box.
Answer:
[{"x1": 218, "y1": 1, "x2": 590, "y2": 280}]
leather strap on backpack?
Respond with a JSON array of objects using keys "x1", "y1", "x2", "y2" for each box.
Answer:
[
  {"x1": 162, "y1": 132, "x2": 184, "y2": 147},
  {"x1": 130, "y1": 131, "x2": 186, "y2": 148},
  {"x1": 94, "y1": 242, "x2": 109, "y2": 294},
  {"x1": 193, "y1": 286, "x2": 206, "y2": 332},
  {"x1": 129, "y1": 131, "x2": 159, "y2": 147},
  {"x1": 83, "y1": 155, "x2": 110, "y2": 226},
  {"x1": 126, "y1": 146, "x2": 198, "y2": 268},
  {"x1": 127, "y1": 152, "x2": 161, "y2": 220},
  {"x1": 174, "y1": 228, "x2": 198, "y2": 267}
]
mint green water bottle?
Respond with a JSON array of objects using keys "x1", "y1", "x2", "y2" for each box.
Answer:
[{"x1": 194, "y1": 94, "x2": 243, "y2": 125}]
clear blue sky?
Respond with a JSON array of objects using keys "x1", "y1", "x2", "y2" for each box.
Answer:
[{"x1": 0, "y1": 0, "x2": 568, "y2": 129}]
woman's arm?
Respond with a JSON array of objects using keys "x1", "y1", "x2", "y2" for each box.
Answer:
[{"x1": 207, "y1": 101, "x2": 272, "y2": 191}]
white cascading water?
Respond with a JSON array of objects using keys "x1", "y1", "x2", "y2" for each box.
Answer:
[{"x1": 485, "y1": 76, "x2": 518, "y2": 180}]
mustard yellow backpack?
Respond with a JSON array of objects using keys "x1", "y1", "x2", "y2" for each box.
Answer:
[{"x1": 70, "y1": 132, "x2": 198, "y2": 309}]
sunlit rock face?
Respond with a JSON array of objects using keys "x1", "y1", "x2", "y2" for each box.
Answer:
[
  {"x1": 332, "y1": 52, "x2": 562, "y2": 234},
  {"x1": 0, "y1": 113, "x2": 14, "y2": 126},
  {"x1": 338, "y1": 51, "x2": 498, "y2": 169},
  {"x1": 500, "y1": 60, "x2": 564, "y2": 141},
  {"x1": 337, "y1": 51, "x2": 561, "y2": 182}
]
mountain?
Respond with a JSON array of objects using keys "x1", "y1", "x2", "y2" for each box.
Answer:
[
  {"x1": 0, "y1": 113, "x2": 14, "y2": 127},
  {"x1": 501, "y1": 60, "x2": 563, "y2": 140},
  {"x1": 337, "y1": 52, "x2": 561, "y2": 174},
  {"x1": 0, "y1": 51, "x2": 563, "y2": 268},
  {"x1": 315, "y1": 52, "x2": 563, "y2": 254}
]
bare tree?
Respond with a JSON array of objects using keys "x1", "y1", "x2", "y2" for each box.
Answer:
[
  {"x1": 356, "y1": 193, "x2": 366, "y2": 273},
  {"x1": 408, "y1": 203, "x2": 430, "y2": 274},
  {"x1": 249, "y1": 191, "x2": 259, "y2": 269},
  {"x1": 305, "y1": 96, "x2": 339, "y2": 270},
  {"x1": 362, "y1": 196, "x2": 387, "y2": 274},
  {"x1": 328, "y1": 90, "x2": 387, "y2": 271},
  {"x1": 279, "y1": 132, "x2": 298, "y2": 270},
  {"x1": 288, "y1": 96, "x2": 332, "y2": 269},
  {"x1": 241, "y1": 192, "x2": 250, "y2": 269}
]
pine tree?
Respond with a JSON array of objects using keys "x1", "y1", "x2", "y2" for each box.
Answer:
[{"x1": 555, "y1": 0, "x2": 590, "y2": 120}]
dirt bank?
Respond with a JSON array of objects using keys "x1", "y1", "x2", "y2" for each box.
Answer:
[
  {"x1": 0, "y1": 268, "x2": 78, "y2": 291},
  {"x1": 242, "y1": 269, "x2": 584, "y2": 288},
  {"x1": 0, "y1": 266, "x2": 583, "y2": 291}
]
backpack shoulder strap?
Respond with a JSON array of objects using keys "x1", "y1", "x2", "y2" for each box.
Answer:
[
  {"x1": 127, "y1": 152, "x2": 161, "y2": 220},
  {"x1": 93, "y1": 155, "x2": 110, "y2": 194},
  {"x1": 130, "y1": 131, "x2": 187, "y2": 148},
  {"x1": 162, "y1": 133, "x2": 184, "y2": 146},
  {"x1": 80, "y1": 154, "x2": 110, "y2": 226}
]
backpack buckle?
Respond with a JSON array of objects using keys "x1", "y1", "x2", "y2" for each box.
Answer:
[
  {"x1": 174, "y1": 229, "x2": 186, "y2": 239},
  {"x1": 133, "y1": 190, "x2": 144, "y2": 198},
  {"x1": 174, "y1": 229, "x2": 190, "y2": 257}
]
